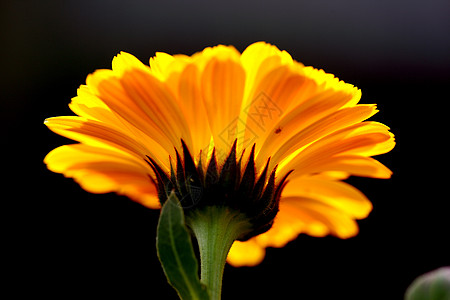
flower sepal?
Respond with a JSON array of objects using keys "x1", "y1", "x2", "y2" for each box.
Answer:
[{"x1": 147, "y1": 139, "x2": 292, "y2": 241}]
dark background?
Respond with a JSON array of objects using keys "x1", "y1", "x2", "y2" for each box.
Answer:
[{"x1": 2, "y1": 0, "x2": 449, "y2": 299}]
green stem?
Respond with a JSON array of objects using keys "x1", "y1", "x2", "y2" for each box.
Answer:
[{"x1": 186, "y1": 206, "x2": 251, "y2": 300}]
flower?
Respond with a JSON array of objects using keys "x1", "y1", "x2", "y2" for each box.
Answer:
[{"x1": 44, "y1": 42, "x2": 395, "y2": 267}]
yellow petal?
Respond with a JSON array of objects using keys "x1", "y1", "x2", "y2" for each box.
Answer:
[
  {"x1": 227, "y1": 239, "x2": 265, "y2": 267},
  {"x1": 149, "y1": 52, "x2": 192, "y2": 98},
  {"x1": 290, "y1": 155, "x2": 393, "y2": 179},
  {"x1": 149, "y1": 52, "x2": 176, "y2": 80},
  {"x1": 240, "y1": 42, "x2": 295, "y2": 102},
  {"x1": 205, "y1": 186, "x2": 364, "y2": 264},
  {"x1": 45, "y1": 116, "x2": 145, "y2": 155},
  {"x1": 69, "y1": 85, "x2": 115, "y2": 122},
  {"x1": 282, "y1": 178, "x2": 373, "y2": 219},
  {"x1": 149, "y1": 52, "x2": 191, "y2": 82},
  {"x1": 255, "y1": 207, "x2": 311, "y2": 248},
  {"x1": 247, "y1": 197, "x2": 331, "y2": 250},
  {"x1": 302, "y1": 66, "x2": 360, "y2": 106},
  {"x1": 270, "y1": 196, "x2": 360, "y2": 241},
  {"x1": 112, "y1": 51, "x2": 152, "y2": 76}
]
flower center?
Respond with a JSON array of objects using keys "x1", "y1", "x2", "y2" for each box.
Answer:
[{"x1": 146, "y1": 139, "x2": 292, "y2": 240}]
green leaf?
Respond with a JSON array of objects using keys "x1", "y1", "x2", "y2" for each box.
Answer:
[{"x1": 156, "y1": 191, "x2": 210, "y2": 300}]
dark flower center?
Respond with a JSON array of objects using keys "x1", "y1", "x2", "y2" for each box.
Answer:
[{"x1": 145, "y1": 139, "x2": 292, "y2": 241}]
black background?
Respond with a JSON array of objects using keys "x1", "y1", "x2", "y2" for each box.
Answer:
[{"x1": 2, "y1": 0, "x2": 449, "y2": 299}]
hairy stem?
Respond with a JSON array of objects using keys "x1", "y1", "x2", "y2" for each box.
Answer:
[{"x1": 186, "y1": 206, "x2": 251, "y2": 300}]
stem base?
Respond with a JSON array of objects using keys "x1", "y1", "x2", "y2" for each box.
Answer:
[{"x1": 186, "y1": 206, "x2": 252, "y2": 300}]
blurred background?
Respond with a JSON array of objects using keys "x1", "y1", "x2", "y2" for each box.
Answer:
[{"x1": 2, "y1": 0, "x2": 449, "y2": 299}]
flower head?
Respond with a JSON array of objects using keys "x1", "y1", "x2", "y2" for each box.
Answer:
[{"x1": 44, "y1": 42, "x2": 395, "y2": 267}]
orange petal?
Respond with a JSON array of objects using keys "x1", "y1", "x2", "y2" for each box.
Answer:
[
  {"x1": 280, "y1": 121, "x2": 394, "y2": 176},
  {"x1": 255, "y1": 196, "x2": 359, "y2": 248},
  {"x1": 242, "y1": 66, "x2": 305, "y2": 152},
  {"x1": 86, "y1": 69, "x2": 176, "y2": 154},
  {"x1": 258, "y1": 94, "x2": 373, "y2": 167},
  {"x1": 89, "y1": 53, "x2": 193, "y2": 153},
  {"x1": 200, "y1": 52, "x2": 246, "y2": 154},
  {"x1": 228, "y1": 178, "x2": 367, "y2": 265},
  {"x1": 176, "y1": 63, "x2": 212, "y2": 159},
  {"x1": 44, "y1": 116, "x2": 170, "y2": 170},
  {"x1": 120, "y1": 70, "x2": 192, "y2": 147},
  {"x1": 44, "y1": 144, "x2": 159, "y2": 208},
  {"x1": 281, "y1": 197, "x2": 360, "y2": 238}
]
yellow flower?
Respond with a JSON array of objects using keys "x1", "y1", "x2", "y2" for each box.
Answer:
[{"x1": 44, "y1": 42, "x2": 395, "y2": 267}]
